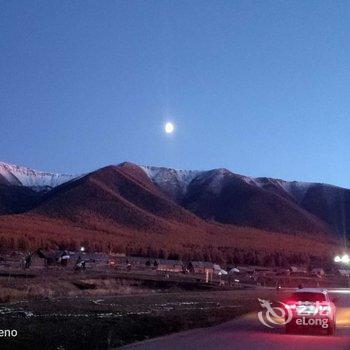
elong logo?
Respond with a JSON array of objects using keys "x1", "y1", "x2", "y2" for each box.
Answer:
[
  {"x1": 257, "y1": 298, "x2": 292, "y2": 328},
  {"x1": 296, "y1": 317, "x2": 329, "y2": 329},
  {"x1": 257, "y1": 299, "x2": 329, "y2": 329}
]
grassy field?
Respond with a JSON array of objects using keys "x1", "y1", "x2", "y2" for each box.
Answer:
[
  {"x1": 0, "y1": 282, "x2": 284, "y2": 350},
  {"x1": 0, "y1": 266, "x2": 337, "y2": 349}
]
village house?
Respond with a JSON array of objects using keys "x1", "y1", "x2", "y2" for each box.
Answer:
[
  {"x1": 290, "y1": 266, "x2": 308, "y2": 274},
  {"x1": 310, "y1": 268, "x2": 325, "y2": 277},
  {"x1": 338, "y1": 269, "x2": 350, "y2": 277},
  {"x1": 156, "y1": 259, "x2": 184, "y2": 273},
  {"x1": 188, "y1": 261, "x2": 215, "y2": 274}
]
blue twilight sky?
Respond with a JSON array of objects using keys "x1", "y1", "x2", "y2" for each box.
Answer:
[{"x1": 1, "y1": 1, "x2": 350, "y2": 187}]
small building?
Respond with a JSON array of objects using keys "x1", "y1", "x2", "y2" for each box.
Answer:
[
  {"x1": 205, "y1": 268, "x2": 213, "y2": 283},
  {"x1": 111, "y1": 253, "x2": 128, "y2": 265},
  {"x1": 28, "y1": 254, "x2": 46, "y2": 269},
  {"x1": 290, "y1": 266, "x2": 308, "y2": 274},
  {"x1": 311, "y1": 268, "x2": 325, "y2": 277},
  {"x1": 338, "y1": 269, "x2": 350, "y2": 277},
  {"x1": 275, "y1": 268, "x2": 290, "y2": 276},
  {"x1": 213, "y1": 264, "x2": 223, "y2": 274},
  {"x1": 110, "y1": 253, "x2": 126, "y2": 258},
  {"x1": 188, "y1": 261, "x2": 215, "y2": 274},
  {"x1": 218, "y1": 269, "x2": 228, "y2": 276},
  {"x1": 157, "y1": 260, "x2": 183, "y2": 273},
  {"x1": 228, "y1": 267, "x2": 240, "y2": 274}
]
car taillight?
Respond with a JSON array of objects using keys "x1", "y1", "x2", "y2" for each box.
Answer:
[
  {"x1": 285, "y1": 303, "x2": 296, "y2": 310},
  {"x1": 318, "y1": 303, "x2": 331, "y2": 312}
]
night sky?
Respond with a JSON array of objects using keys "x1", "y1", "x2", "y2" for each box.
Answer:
[{"x1": 1, "y1": 1, "x2": 350, "y2": 187}]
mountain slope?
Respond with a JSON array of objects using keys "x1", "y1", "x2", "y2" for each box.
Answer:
[
  {"x1": 0, "y1": 184, "x2": 44, "y2": 215},
  {"x1": 298, "y1": 184, "x2": 350, "y2": 236},
  {"x1": 0, "y1": 162, "x2": 77, "y2": 189},
  {"x1": 0, "y1": 161, "x2": 341, "y2": 261},
  {"x1": 141, "y1": 165, "x2": 349, "y2": 236},
  {"x1": 243, "y1": 177, "x2": 350, "y2": 236},
  {"x1": 32, "y1": 162, "x2": 204, "y2": 234},
  {"x1": 181, "y1": 169, "x2": 330, "y2": 235},
  {"x1": 0, "y1": 160, "x2": 349, "y2": 239},
  {"x1": 140, "y1": 165, "x2": 201, "y2": 202},
  {"x1": 0, "y1": 162, "x2": 224, "y2": 254}
]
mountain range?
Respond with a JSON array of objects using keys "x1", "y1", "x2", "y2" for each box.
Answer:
[{"x1": 0, "y1": 161, "x2": 347, "y2": 260}]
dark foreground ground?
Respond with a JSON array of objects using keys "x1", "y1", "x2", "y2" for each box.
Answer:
[
  {"x1": 122, "y1": 290, "x2": 350, "y2": 350},
  {"x1": 0, "y1": 288, "x2": 282, "y2": 350},
  {"x1": 0, "y1": 266, "x2": 345, "y2": 350}
]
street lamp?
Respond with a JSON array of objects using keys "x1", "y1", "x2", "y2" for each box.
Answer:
[
  {"x1": 335, "y1": 254, "x2": 350, "y2": 287},
  {"x1": 80, "y1": 246, "x2": 85, "y2": 252},
  {"x1": 342, "y1": 254, "x2": 350, "y2": 264},
  {"x1": 334, "y1": 256, "x2": 341, "y2": 263},
  {"x1": 334, "y1": 254, "x2": 350, "y2": 264}
]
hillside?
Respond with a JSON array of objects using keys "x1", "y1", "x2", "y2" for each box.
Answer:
[{"x1": 0, "y1": 161, "x2": 346, "y2": 264}]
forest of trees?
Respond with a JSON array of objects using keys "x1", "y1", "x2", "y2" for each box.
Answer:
[{"x1": 0, "y1": 232, "x2": 334, "y2": 271}]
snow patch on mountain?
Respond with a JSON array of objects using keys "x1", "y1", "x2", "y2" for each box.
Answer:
[
  {"x1": 140, "y1": 164, "x2": 345, "y2": 205},
  {"x1": 141, "y1": 166, "x2": 202, "y2": 187},
  {"x1": 140, "y1": 165, "x2": 203, "y2": 200},
  {"x1": 188, "y1": 168, "x2": 231, "y2": 195},
  {"x1": 242, "y1": 177, "x2": 313, "y2": 202},
  {"x1": 205, "y1": 169, "x2": 227, "y2": 194},
  {"x1": 0, "y1": 162, "x2": 77, "y2": 189},
  {"x1": 2, "y1": 160, "x2": 346, "y2": 207}
]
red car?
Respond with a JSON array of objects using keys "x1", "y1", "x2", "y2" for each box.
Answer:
[{"x1": 284, "y1": 288, "x2": 336, "y2": 335}]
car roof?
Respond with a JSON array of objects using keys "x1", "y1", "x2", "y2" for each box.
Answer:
[{"x1": 294, "y1": 288, "x2": 328, "y2": 294}]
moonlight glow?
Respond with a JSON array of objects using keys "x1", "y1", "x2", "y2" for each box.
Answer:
[{"x1": 165, "y1": 122, "x2": 174, "y2": 134}]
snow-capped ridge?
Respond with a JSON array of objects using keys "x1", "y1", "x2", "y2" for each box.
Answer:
[
  {"x1": 141, "y1": 165, "x2": 202, "y2": 186},
  {"x1": 140, "y1": 165, "x2": 203, "y2": 201},
  {"x1": 1, "y1": 160, "x2": 347, "y2": 206},
  {"x1": 0, "y1": 161, "x2": 77, "y2": 189},
  {"x1": 139, "y1": 164, "x2": 348, "y2": 204}
]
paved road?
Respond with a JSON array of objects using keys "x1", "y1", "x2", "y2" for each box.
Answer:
[{"x1": 122, "y1": 289, "x2": 350, "y2": 350}]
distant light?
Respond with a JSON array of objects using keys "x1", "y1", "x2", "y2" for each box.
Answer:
[
  {"x1": 330, "y1": 289, "x2": 350, "y2": 294},
  {"x1": 334, "y1": 256, "x2": 341, "y2": 263},
  {"x1": 80, "y1": 246, "x2": 85, "y2": 252},
  {"x1": 165, "y1": 122, "x2": 174, "y2": 134},
  {"x1": 342, "y1": 254, "x2": 350, "y2": 264}
]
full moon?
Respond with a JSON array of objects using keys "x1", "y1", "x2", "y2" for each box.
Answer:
[{"x1": 164, "y1": 122, "x2": 174, "y2": 134}]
